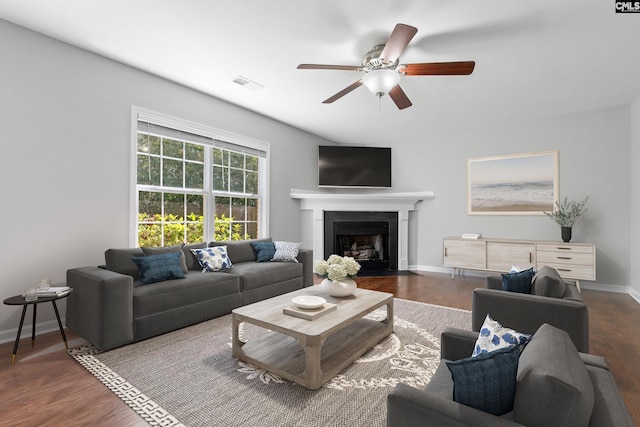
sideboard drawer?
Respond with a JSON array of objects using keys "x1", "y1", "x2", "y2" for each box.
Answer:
[
  {"x1": 536, "y1": 243, "x2": 594, "y2": 254},
  {"x1": 537, "y1": 251, "x2": 594, "y2": 266},
  {"x1": 537, "y1": 263, "x2": 595, "y2": 281}
]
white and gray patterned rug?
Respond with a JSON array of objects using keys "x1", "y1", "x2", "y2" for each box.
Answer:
[{"x1": 68, "y1": 299, "x2": 471, "y2": 427}]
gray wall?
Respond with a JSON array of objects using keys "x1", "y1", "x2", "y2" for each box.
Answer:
[
  {"x1": 631, "y1": 93, "x2": 640, "y2": 299},
  {"x1": 396, "y1": 106, "x2": 632, "y2": 292},
  {"x1": 0, "y1": 19, "x2": 323, "y2": 340}
]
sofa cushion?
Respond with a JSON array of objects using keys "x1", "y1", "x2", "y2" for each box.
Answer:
[
  {"x1": 250, "y1": 241, "x2": 276, "y2": 262},
  {"x1": 223, "y1": 261, "x2": 303, "y2": 291},
  {"x1": 272, "y1": 241, "x2": 301, "y2": 262},
  {"x1": 142, "y1": 244, "x2": 188, "y2": 273},
  {"x1": 210, "y1": 238, "x2": 272, "y2": 263},
  {"x1": 182, "y1": 242, "x2": 207, "y2": 271},
  {"x1": 472, "y1": 314, "x2": 531, "y2": 357},
  {"x1": 133, "y1": 272, "x2": 240, "y2": 318},
  {"x1": 131, "y1": 253, "x2": 186, "y2": 285},
  {"x1": 532, "y1": 266, "x2": 566, "y2": 298},
  {"x1": 514, "y1": 323, "x2": 594, "y2": 427},
  {"x1": 501, "y1": 268, "x2": 534, "y2": 293},
  {"x1": 191, "y1": 247, "x2": 233, "y2": 272},
  {"x1": 446, "y1": 345, "x2": 521, "y2": 416},
  {"x1": 105, "y1": 247, "x2": 144, "y2": 280}
]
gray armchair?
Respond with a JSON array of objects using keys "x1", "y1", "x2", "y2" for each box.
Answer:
[
  {"x1": 472, "y1": 274, "x2": 589, "y2": 352},
  {"x1": 387, "y1": 325, "x2": 633, "y2": 427}
]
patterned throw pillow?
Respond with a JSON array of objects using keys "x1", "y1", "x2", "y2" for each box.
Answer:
[
  {"x1": 501, "y1": 267, "x2": 535, "y2": 293},
  {"x1": 190, "y1": 246, "x2": 233, "y2": 272},
  {"x1": 446, "y1": 345, "x2": 521, "y2": 416},
  {"x1": 131, "y1": 252, "x2": 186, "y2": 285},
  {"x1": 271, "y1": 241, "x2": 301, "y2": 263},
  {"x1": 250, "y1": 241, "x2": 276, "y2": 262},
  {"x1": 472, "y1": 314, "x2": 531, "y2": 357}
]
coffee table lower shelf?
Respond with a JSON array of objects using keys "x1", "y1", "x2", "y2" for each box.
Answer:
[{"x1": 233, "y1": 316, "x2": 391, "y2": 390}]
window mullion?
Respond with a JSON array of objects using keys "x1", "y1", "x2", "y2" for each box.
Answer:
[{"x1": 204, "y1": 145, "x2": 214, "y2": 242}]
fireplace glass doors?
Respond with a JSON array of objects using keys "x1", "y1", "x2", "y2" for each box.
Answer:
[{"x1": 324, "y1": 211, "x2": 398, "y2": 271}]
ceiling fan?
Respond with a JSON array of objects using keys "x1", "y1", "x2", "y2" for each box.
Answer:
[{"x1": 297, "y1": 23, "x2": 475, "y2": 109}]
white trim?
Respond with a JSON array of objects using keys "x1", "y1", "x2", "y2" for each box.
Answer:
[
  {"x1": 291, "y1": 189, "x2": 432, "y2": 270},
  {"x1": 412, "y1": 265, "x2": 640, "y2": 298},
  {"x1": 0, "y1": 318, "x2": 66, "y2": 345},
  {"x1": 130, "y1": 106, "x2": 270, "y2": 244},
  {"x1": 134, "y1": 106, "x2": 269, "y2": 154}
]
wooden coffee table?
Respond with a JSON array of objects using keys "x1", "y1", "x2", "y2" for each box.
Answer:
[{"x1": 232, "y1": 287, "x2": 393, "y2": 390}]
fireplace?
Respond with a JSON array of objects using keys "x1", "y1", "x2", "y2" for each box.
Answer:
[
  {"x1": 324, "y1": 211, "x2": 398, "y2": 271},
  {"x1": 290, "y1": 188, "x2": 434, "y2": 271}
]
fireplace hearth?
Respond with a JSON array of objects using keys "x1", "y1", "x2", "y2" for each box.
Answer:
[{"x1": 324, "y1": 211, "x2": 398, "y2": 271}]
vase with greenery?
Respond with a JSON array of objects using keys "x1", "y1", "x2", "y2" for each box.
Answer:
[{"x1": 544, "y1": 197, "x2": 589, "y2": 242}]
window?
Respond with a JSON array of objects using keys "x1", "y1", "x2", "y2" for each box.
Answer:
[{"x1": 133, "y1": 109, "x2": 268, "y2": 247}]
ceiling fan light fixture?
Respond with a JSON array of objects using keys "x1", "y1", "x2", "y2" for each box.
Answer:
[{"x1": 361, "y1": 70, "x2": 401, "y2": 97}]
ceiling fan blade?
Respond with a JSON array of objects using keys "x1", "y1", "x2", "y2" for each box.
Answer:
[
  {"x1": 297, "y1": 64, "x2": 362, "y2": 71},
  {"x1": 401, "y1": 61, "x2": 476, "y2": 76},
  {"x1": 388, "y1": 85, "x2": 412, "y2": 110},
  {"x1": 379, "y1": 23, "x2": 418, "y2": 64},
  {"x1": 323, "y1": 80, "x2": 363, "y2": 104}
]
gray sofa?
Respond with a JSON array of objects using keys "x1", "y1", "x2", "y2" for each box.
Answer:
[
  {"x1": 473, "y1": 270, "x2": 589, "y2": 352},
  {"x1": 387, "y1": 324, "x2": 634, "y2": 427},
  {"x1": 66, "y1": 238, "x2": 313, "y2": 350}
]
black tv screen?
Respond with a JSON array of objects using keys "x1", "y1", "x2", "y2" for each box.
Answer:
[{"x1": 318, "y1": 146, "x2": 392, "y2": 188}]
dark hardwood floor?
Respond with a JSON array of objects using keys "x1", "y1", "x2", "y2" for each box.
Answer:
[{"x1": 0, "y1": 272, "x2": 638, "y2": 426}]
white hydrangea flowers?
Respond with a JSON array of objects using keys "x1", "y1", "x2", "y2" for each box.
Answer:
[{"x1": 314, "y1": 254, "x2": 361, "y2": 281}]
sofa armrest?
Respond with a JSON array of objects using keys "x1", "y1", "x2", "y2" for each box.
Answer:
[
  {"x1": 472, "y1": 288, "x2": 589, "y2": 352},
  {"x1": 440, "y1": 327, "x2": 478, "y2": 360},
  {"x1": 387, "y1": 383, "x2": 524, "y2": 427},
  {"x1": 66, "y1": 267, "x2": 134, "y2": 351},
  {"x1": 296, "y1": 248, "x2": 313, "y2": 287}
]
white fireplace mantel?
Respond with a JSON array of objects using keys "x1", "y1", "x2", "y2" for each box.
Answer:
[{"x1": 290, "y1": 188, "x2": 435, "y2": 269}]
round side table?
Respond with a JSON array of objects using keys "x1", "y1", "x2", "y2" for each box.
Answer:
[{"x1": 3, "y1": 293, "x2": 70, "y2": 365}]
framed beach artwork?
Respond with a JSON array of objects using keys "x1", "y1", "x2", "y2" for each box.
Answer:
[{"x1": 468, "y1": 151, "x2": 559, "y2": 215}]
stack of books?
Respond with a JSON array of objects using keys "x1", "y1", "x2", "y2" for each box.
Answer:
[{"x1": 37, "y1": 286, "x2": 72, "y2": 297}]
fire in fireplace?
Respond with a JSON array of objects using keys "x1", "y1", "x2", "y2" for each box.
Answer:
[{"x1": 324, "y1": 211, "x2": 398, "y2": 271}]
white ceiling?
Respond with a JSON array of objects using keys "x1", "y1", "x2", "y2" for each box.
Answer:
[{"x1": 1, "y1": 0, "x2": 639, "y2": 145}]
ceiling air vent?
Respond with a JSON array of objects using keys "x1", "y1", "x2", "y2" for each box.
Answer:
[{"x1": 231, "y1": 75, "x2": 264, "y2": 91}]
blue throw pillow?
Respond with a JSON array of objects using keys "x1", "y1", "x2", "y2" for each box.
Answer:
[
  {"x1": 250, "y1": 241, "x2": 276, "y2": 262},
  {"x1": 501, "y1": 267, "x2": 534, "y2": 293},
  {"x1": 446, "y1": 345, "x2": 521, "y2": 416},
  {"x1": 131, "y1": 252, "x2": 185, "y2": 285}
]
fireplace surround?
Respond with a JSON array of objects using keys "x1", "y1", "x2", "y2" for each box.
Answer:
[{"x1": 290, "y1": 189, "x2": 434, "y2": 270}]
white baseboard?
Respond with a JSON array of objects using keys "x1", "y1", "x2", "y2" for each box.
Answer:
[
  {"x1": 579, "y1": 282, "x2": 630, "y2": 293},
  {"x1": 410, "y1": 265, "x2": 491, "y2": 278},
  {"x1": 0, "y1": 317, "x2": 66, "y2": 345},
  {"x1": 410, "y1": 265, "x2": 640, "y2": 300}
]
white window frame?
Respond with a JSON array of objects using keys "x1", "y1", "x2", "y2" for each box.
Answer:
[{"x1": 130, "y1": 106, "x2": 270, "y2": 246}]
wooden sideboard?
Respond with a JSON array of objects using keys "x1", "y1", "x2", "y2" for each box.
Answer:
[{"x1": 443, "y1": 237, "x2": 596, "y2": 285}]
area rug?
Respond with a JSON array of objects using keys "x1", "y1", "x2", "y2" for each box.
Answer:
[{"x1": 68, "y1": 299, "x2": 471, "y2": 427}]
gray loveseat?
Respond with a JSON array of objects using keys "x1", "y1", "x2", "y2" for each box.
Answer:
[
  {"x1": 387, "y1": 324, "x2": 633, "y2": 427},
  {"x1": 473, "y1": 267, "x2": 589, "y2": 352},
  {"x1": 66, "y1": 238, "x2": 312, "y2": 350}
]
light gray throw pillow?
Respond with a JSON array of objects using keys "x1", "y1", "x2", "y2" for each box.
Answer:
[
  {"x1": 514, "y1": 323, "x2": 594, "y2": 427},
  {"x1": 532, "y1": 265, "x2": 566, "y2": 298}
]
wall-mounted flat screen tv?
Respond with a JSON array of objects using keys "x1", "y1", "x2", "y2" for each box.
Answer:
[{"x1": 318, "y1": 146, "x2": 392, "y2": 188}]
